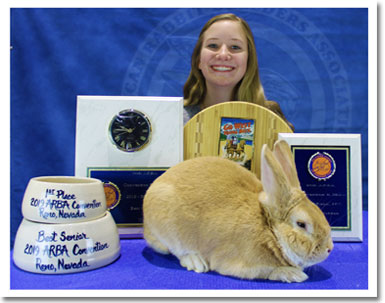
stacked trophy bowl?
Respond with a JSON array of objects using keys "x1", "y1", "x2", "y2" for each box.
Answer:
[{"x1": 13, "y1": 176, "x2": 121, "y2": 274}]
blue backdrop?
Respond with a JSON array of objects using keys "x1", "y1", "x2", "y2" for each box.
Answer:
[{"x1": 10, "y1": 8, "x2": 368, "y2": 246}]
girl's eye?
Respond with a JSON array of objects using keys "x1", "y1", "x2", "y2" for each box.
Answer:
[
  {"x1": 231, "y1": 45, "x2": 241, "y2": 50},
  {"x1": 207, "y1": 43, "x2": 218, "y2": 49},
  {"x1": 297, "y1": 221, "x2": 307, "y2": 229}
]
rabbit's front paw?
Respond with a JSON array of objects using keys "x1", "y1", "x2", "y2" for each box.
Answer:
[
  {"x1": 180, "y1": 253, "x2": 209, "y2": 273},
  {"x1": 268, "y1": 266, "x2": 308, "y2": 283}
]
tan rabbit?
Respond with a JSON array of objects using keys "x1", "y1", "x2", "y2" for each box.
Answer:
[{"x1": 143, "y1": 140, "x2": 333, "y2": 283}]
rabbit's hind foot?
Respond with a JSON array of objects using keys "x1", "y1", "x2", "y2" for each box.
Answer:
[
  {"x1": 180, "y1": 253, "x2": 209, "y2": 273},
  {"x1": 268, "y1": 266, "x2": 308, "y2": 283}
]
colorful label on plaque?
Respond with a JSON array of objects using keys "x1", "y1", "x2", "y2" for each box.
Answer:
[
  {"x1": 218, "y1": 117, "x2": 255, "y2": 170},
  {"x1": 103, "y1": 182, "x2": 121, "y2": 210},
  {"x1": 308, "y1": 152, "x2": 336, "y2": 180}
]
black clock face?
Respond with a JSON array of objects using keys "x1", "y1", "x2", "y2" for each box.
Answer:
[{"x1": 109, "y1": 109, "x2": 151, "y2": 152}]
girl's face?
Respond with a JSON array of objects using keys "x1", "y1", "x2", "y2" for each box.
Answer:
[{"x1": 199, "y1": 20, "x2": 248, "y2": 91}]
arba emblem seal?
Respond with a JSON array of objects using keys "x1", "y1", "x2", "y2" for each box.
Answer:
[
  {"x1": 103, "y1": 182, "x2": 121, "y2": 210},
  {"x1": 308, "y1": 152, "x2": 336, "y2": 181}
]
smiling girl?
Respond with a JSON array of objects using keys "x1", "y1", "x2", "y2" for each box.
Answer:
[{"x1": 183, "y1": 13, "x2": 294, "y2": 131}]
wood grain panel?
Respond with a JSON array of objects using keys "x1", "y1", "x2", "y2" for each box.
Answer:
[{"x1": 184, "y1": 102, "x2": 293, "y2": 178}]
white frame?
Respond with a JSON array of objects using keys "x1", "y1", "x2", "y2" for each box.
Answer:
[{"x1": 278, "y1": 133, "x2": 363, "y2": 242}]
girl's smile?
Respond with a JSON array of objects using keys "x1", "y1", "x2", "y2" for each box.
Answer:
[{"x1": 211, "y1": 65, "x2": 235, "y2": 72}]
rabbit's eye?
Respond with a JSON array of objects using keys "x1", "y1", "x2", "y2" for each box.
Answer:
[{"x1": 297, "y1": 221, "x2": 307, "y2": 229}]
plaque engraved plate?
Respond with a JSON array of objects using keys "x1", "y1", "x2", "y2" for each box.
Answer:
[
  {"x1": 88, "y1": 168, "x2": 167, "y2": 235},
  {"x1": 292, "y1": 146, "x2": 351, "y2": 231}
]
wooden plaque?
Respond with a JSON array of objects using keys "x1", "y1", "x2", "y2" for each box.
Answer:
[{"x1": 184, "y1": 102, "x2": 293, "y2": 178}]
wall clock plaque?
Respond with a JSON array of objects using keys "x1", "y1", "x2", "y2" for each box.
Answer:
[
  {"x1": 75, "y1": 96, "x2": 184, "y2": 237},
  {"x1": 183, "y1": 101, "x2": 293, "y2": 178}
]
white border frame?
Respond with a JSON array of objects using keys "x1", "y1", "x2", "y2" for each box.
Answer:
[
  {"x1": 278, "y1": 133, "x2": 363, "y2": 242},
  {"x1": 5, "y1": 2, "x2": 376, "y2": 299}
]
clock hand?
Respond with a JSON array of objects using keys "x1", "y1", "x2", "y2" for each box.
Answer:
[
  {"x1": 126, "y1": 128, "x2": 134, "y2": 133},
  {"x1": 116, "y1": 126, "x2": 135, "y2": 133}
]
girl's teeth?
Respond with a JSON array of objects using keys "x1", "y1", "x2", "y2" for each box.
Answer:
[{"x1": 213, "y1": 66, "x2": 233, "y2": 71}]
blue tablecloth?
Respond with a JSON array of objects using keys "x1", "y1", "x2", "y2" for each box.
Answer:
[{"x1": 10, "y1": 212, "x2": 368, "y2": 290}]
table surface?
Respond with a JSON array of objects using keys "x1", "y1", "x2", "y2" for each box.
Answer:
[{"x1": 10, "y1": 212, "x2": 368, "y2": 291}]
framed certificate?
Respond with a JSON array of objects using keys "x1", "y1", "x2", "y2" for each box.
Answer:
[{"x1": 278, "y1": 133, "x2": 363, "y2": 242}]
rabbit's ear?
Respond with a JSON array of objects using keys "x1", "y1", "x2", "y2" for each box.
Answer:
[
  {"x1": 272, "y1": 140, "x2": 302, "y2": 189},
  {"x1": 260, "y1": 144, "x2": 292, "y2": 218}
]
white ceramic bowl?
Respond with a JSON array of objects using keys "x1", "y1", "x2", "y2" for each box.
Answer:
[
  {"x1": 13, "y1": 212, "x2": 120, "y2": 274},
  {"x1": 22, "y1": 176, "x2": 107, "y2": 223}
]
